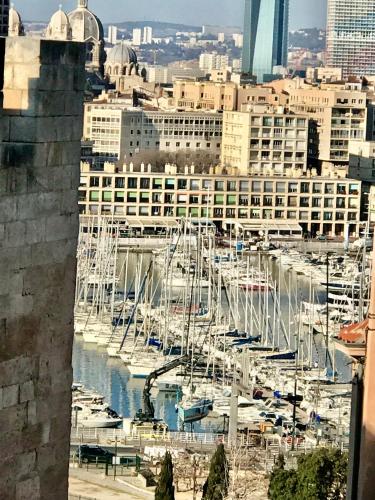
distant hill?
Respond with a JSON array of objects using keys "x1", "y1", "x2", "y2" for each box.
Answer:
[{"x1": 104, "y1": 21, "x2": 201, "y2": 36}]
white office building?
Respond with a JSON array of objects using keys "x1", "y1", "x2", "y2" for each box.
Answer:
[
  {"x1": 199, "y1": 52, "x2": 229, "y2": 72},
  {"x1": 132, "y1": 28, "x2": 142, "y2": 46},
  {"x1": 327, "y1": 0, "x2": 375, "y2": 77},
  {"x1": 108, "y1": 25, "x2": 117, "y2": 45},
  {"x1": 143, "y1": 26, "x2": 153, "y2": 45}
]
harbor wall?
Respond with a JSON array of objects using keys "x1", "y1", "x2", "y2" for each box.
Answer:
[{"x1": 0, "y1": 38, "x2": 85, "y2": 499}]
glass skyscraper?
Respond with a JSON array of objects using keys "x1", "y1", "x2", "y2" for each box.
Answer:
[
  {"x1": 327, "y1": 0, "x2": 375, "y2": 78},
  {"x1": 241, "y1": 0, "x2": 289, "y2": 83},
  {"x1": 0, "y1": 0, "x2": 9, "y2": 36}
]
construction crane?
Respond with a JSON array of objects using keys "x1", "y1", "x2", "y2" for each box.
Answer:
[{"x1": 135, "y1": 354, "x2": 190, "y2": 423}]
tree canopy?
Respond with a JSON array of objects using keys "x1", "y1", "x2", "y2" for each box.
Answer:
[
  {"x1": 155, "y1": 451, "x2": 175, "y2": 500},
  {"x1": 268, "y1": 448, "x2": 348, "y2": 500},
  {"x1": 203, "y1": 444, "x2": 229, "y2": 500}
]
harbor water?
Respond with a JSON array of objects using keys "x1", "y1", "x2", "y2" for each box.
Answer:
[{"x1": 73, "y1": 250, "x2": 353, "y2": 431}]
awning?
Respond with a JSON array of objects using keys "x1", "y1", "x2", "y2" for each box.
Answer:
[
  {"x1": 225, "y1": 219, "x2": 302, "y2": 233},
  {"x1": 125, "y1": 217, "x2": 181, "y2": 229}
]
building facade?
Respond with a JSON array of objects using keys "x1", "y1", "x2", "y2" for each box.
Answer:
[
  {"x1": 199, "y1": 53, "x2": 230, "y2": 72},
  {"x1": 0, "y1": 36, "x2": 85, "y2": 499},
  {"x1": 288, "y1": 83, "x2": 367, "y2": 167},
  {"x1": 0, "y1": 0, "x2": 9, "y2": 36},
  {"x1": 221, "y1": 106, "x2": 309, "y2": 175},
  {"x1": 143, "y1": 26, "x2": 153, "y2": 45},
  {"x1": 242, "y1": 0, "x2": 289, "y2": 83},
  {"x1": 84, "y1": 102, "x2": 223, "y2": 162},
  {"x1": 326, "y1": 0, "x2": 375, "y2": 78},
  {"x1": 78, "y1": 163, "x2": 361, "y2": 238},
  {"x1": 133, "y1": 28, "x2": 142, "y2": 46},
  {"x1": 173, "y1": 80, "x2": 237, "y2": 111}
]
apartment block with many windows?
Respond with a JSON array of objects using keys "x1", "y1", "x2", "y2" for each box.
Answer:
[
  {"x1": 221, "y1": 105, "x2": 309, "y2": 175},
  {"x1": 79, "y1": 162, "x2": 361, "y2": 238},
  {"x1": 288, "y1": 84, "x2": 367, "y2": 167},
  {"x1": 84, "y1": 101, "x2": 223, "y2": 163}
]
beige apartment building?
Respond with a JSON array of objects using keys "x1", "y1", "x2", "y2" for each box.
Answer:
[
  {"x1": 288, "y1": 83, "x2": 367, "y2": 166},
  {"x1": 84, "y1": 99, "x2": 223, "y2": 162},
  {"x1": 173, "y1": 80, "x2": 237, "y2": 111},
  {"x1": 221, "y1": 105, "x2": 309, "y2": 175},
  {"x1": 78, "y1": 162, "x2": 362, "y2": 238}
]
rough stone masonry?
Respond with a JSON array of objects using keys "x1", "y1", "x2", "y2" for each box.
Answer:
[{"x1": 0, "y1": 37, "x2": 85, "y2": 499}]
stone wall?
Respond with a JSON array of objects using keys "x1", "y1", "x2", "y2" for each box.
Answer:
[{"x1": 0, "y1": 38, "x2": 85, "y2": 499}]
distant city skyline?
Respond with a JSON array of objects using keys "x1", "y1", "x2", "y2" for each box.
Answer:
[{"x1": 16, "y1": 0, "x2": 327, "y2": 30}]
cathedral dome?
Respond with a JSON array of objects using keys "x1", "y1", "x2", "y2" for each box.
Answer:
[
  {"x1": 8, "y1": 4, "x2": 24, "y2": 37},
  {"x1": 46, "y1": 6, "x2": 71, "y2": 41},
  {"x1": 106, "y1": 42, "x2": 138, "y2": 66},
  {"x1": 68, "y1": 0, "x2": 104, "y2": 42}
]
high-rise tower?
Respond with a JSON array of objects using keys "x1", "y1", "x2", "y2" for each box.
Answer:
[
  {"x1": 0, "y1": 0, "x2": 9, "y2": 36},
  {"x1": 327, "y1": 0, "x2": 375, "y2": 78},
  {"x1": 241, "y1": 0, "x2": 289, "y2": 83}
]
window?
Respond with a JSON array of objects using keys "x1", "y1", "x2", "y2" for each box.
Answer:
[
  {"x1": 127, "y1": 192, "x2": 137, "y2": 202},
  {"x1": 140, "y1": 178, "x2": 150, "y2": 189},
  {"x1": 313, "y1": 183, "x2": 322, "y2": 194},
  {"x1": 252, "y1": 181, "x2": 261, "y2": 192},
  {"x1": 264, "y1": 181, "x2": 273, "y2": 193},
  {"x1": 323, "y1": 212, "x2": 333, "y2": 221},
  {"x1": 288, "y1": 183, "x2": 298, "y2": 193},
  {"x1": 153, "y1": 178, "x2": 163, "y2": 189},
  {"x1": 214, "y1": 194, "x2": 224, "y2": 205},
  {"x1": 276, "y1": 182, "x2": 285, "y2": 193},
  {"x1": 276, "y1": 196, "x2": 284, "y2": 206},
  {"x1": 165, "y1": 179, "x2": 175, "y2": 190},
  {"x1": 140, "y1": 192, "x2": 149, "y2": 202},
  {"x1": 312, "y1": 197, "x2": 321, "y2": 208},
  {"x1": 89, "y1": 191, "x2": 99, "y2": 202},
  {"x1": 239, "y1": 181, "x2": 249, "y2": 192},
  {"x1": 227, "y1": 181, "x2": 237, "y2": 191},
  {"x1": 90, "y1": 177, "x2": 100, "y2": 187},
  {"x1": 115, "y1": 178, "x2": 125, "y2": 188},
  {"x1": 128, "y1": 178, "x2": 138, "y2": 189},
  {"x1": 177, "y1": 207, "x2": 187, "y2": 217},
  {"x1": 103, "y1": 177, "x2": 112, "y2": 187},
  {"x1": 215, "y1": 181, "x2": 224, "y2": 191},
  {"x1": 227, "y1": 195, "x2": 236, "y2": 205},
  {"x1": 324, "y1": 198, "x2": 333, "y2": 208},
  {"x1": 190, "y1": 179, "x2": 200, "y2": 190}
]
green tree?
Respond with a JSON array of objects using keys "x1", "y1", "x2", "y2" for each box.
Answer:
[
  {"x1": 155, "y1": 451, "x2": 175, "y2": 500},
  {"x1": 268, "y1": 449, "x2": 348, "y2": 500},
  {"x1": 203, "y1": 444, "x2": 229, "y2": 499}
]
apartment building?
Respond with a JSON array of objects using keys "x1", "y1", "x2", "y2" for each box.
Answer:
[
  {"x1": 221, "y1": 105, "x2": 309, "y2": 175},
  {"x1": 79, "y1": 162, "x2": 361, "y2": 238},
  {"x1": 326, "y1": 0, "x2": 375, "y2": 78},
  {"x1": 288, "y1": 83, "x2": 367, "y2": 166},
  {"x1": 84, "y1": 100, "x2": 223, "y2": 161},
  {"x1": 173, "y1": 80, "x2": 237, "y2": 111},
  {"x1": 199, "y1": 53, "x2": 230, "y2": 72}
]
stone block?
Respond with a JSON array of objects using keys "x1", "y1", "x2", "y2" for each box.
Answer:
[
  {"x1": 9, "y1": 116, "x2": 59, "y2": 143},
  {"x1": 15, "y1": 451, "x2": 37, "y2": 480},
  {"x1": 0, "y1": 356, "x2": 37, "y2": 386},
  {"x1": 20, "y1": 380, "x2": 34, "y2": 403},
  {"x1": 4, "y1": 220, "x2": 26, "y2": 248},
  {"x1": 0, "y1": 196, "x2": 17, "y2": 222},
  {"x1": 1, "y1": 143, "x2": 49, "y2": 170},
  {"x1": 2, "y1": 384, "x2": 19, "y2": 408},
  {"x1": 15, "y1": 476, "x2": 40, "y2": 500},
  {"x1": 25, "y1": 218, "x2": 46, "y2": 245},
  {"x1": 5, "y1": 37, "x2": 42, "y2": 65}
]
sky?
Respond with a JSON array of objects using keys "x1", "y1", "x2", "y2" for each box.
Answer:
[{"x1": 16, "y1": 0, "x2": 327, "y2": 30}]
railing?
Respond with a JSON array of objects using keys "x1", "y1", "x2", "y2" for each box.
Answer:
[{"x1": 71, "y1": 427, "x2": 228, "y2": 447}]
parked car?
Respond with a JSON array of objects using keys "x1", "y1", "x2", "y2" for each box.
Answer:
[
  {"x1": 316, "y1": 234, "x2": 327, "y2": 241},
  {"x1": 76, "y1": 445, "x2": 115, "y2": 464}
]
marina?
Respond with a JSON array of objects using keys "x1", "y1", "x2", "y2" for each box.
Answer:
[{"x1": 72, "y1": 217, "x2": 369, "y2": 450}]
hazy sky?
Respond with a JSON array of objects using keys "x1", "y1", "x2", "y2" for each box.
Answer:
[{"x1": 16, "y1": 0, "x2": 327, "y2": 29}]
